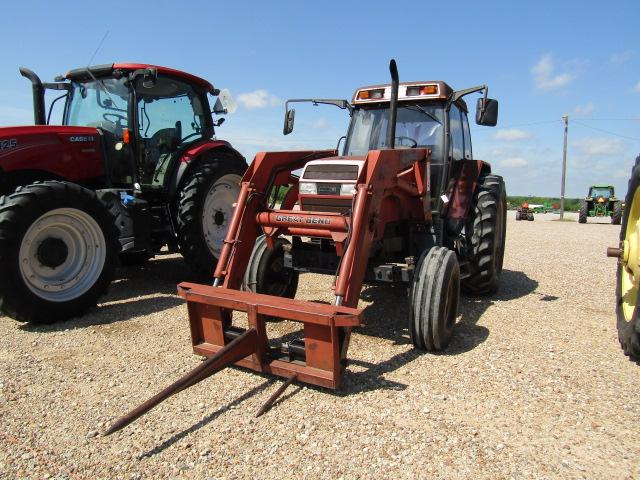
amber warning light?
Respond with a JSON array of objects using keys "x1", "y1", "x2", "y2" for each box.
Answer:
[
  {"x1": 406, "y1": 84, "x2": 438, "y2": 96},
  {"x1": 357, "y1": 88, "x2": 385, "y2": 100}
]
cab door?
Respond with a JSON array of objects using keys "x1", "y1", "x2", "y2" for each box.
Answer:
[{"x1": 134, "y1": 76, "x2": 211, "y2": 187}]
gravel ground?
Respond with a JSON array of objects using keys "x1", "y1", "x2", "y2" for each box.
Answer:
[{"x1": 1, "y1": 211, "x2": 639, "y2": 479}]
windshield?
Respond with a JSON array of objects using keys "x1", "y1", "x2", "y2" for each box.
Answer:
[
  {"x1": 590, "y1": 187, "x2": 613, "y2": 198},
  {"x1": 343, "y1": 104, "x2": 444, "y2": 161},
  {"x1": 66, "y1": 78, "x2": 129, "y2": 133}
]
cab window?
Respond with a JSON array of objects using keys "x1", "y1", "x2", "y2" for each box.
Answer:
[{"x1": 449, "y1": 104, "x2": 464, "y2": 161}]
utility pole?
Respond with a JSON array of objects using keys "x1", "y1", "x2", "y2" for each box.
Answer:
[{"x1": 560, "y1": 115, "x2": 569, "y2": 220}]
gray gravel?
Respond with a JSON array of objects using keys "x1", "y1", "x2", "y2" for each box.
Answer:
[{"x1": 1, "y1": 211, "x2": 639, "y2": 479}]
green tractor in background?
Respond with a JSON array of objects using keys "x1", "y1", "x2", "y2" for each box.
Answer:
[{"x1": 578, "y1": 185, "x2": 622, "y2": 224}]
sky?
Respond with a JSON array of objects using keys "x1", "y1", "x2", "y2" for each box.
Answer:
[{"x1": 1, "y1": 0, "x2": 638, "y2": 198}]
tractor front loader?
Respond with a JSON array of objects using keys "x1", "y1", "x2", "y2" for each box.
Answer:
[{"x1": 106, "y1": 60, "x2": 506, "y2": 434}]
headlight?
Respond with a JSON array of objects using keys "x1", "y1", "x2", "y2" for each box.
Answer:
[
  {"x1": 299, "y1": 182, "x2": 317, "y2": 194},
  {"x1": 340, "y1": 183, "x2": 357, "y2": 196}
]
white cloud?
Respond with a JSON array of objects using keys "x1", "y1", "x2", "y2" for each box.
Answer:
[
  {"x1": 312, "y1": 118, "x2": 328, "y2": 129},
  {"x1": 499, "y1": 157, "x2": 528, "y2": 168},
  {"x1": 237, "y1": 89, "x2": 281, "y2": 109},
  {"x1": 531, "y1": 54, "x2": 574, "y2": 92},
  {"x1": 610, "y1": 50, "x2": 634, "y2": 64},
  {"x1": 634, "y1": 81, "x2": 640, "y2": 93},
  {"x1": 573, "y1": 103, "x2": 595, "y2": 116},
  {"x1": 492, "y1": 128, "x2": 530, "y2": 141},
  {"x1": 573, "y1": 137, "x2": 624, "y2": 156}
]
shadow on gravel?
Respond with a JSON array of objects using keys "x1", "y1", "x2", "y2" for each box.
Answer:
[
  {"x1": 108, "y1": 255, "x2": 194, "y2": 301},
  {"x1": 139, "y1": 379, "x2": 273, "y2": 458},
  {"x1": 333, "y1": 269, "x2": 540, "y2": 391}
]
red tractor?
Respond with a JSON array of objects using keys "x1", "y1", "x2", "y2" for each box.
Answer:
[
  {"x1": 105, "y1": 60, "x2": 507, "y2": 433},
  {"x1": 0, "y1": 64, "x2": 247, "y2": 323}
]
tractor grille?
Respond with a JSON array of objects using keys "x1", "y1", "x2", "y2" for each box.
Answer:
[
  {"x1": 300, "y1": 197, "x2": 352, "y2": 214},
  {"x1": 303, "y1": 164, "x2": 358, "y2": 180}
]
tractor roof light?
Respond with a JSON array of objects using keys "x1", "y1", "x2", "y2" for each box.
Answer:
[
  {"x1": 353, "y1": 83, "x2": 443, "y2": 104},
  {"x1": 356, "y1": 88, "x2": 385, "y2": 101},
  {"x1": 406, "y1": 84, "x2": 439, "y2": 97}
]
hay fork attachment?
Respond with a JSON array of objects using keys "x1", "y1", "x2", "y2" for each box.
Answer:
[{"x1": 106, "y1": 146, "x2": 429, "y2": 434}]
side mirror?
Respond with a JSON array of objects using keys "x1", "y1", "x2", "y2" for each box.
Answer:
[
  {"x1": 283, "y1": 108, "x2": 295, "y2": 135},
  {"x1": 213, "y1": 98, "x2": 227, "y2": 115},
  {"x1": 214, "y1": 89, "x2": 237, "y2": 115},
  {"x1": 476, "y1": 98, "x2": 498, "y2": 126}
]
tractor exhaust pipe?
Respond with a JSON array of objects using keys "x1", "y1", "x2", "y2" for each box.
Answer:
[
  {"x1": 19, "y1": 67, "x2": 47, "y2": 125},
  {"x1": 385, "y1": 59, "x2": 399, "y2": 149}
]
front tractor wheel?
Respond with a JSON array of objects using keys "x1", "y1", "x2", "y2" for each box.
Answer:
[
  {"x1": 462, "y1": 174, "x2": 507, "y2": 295},
  {"x1": 612, "y1": 201, "x2": 622, "y2": 225},
  {"x1": 0, "y1": 181, "x2": 119, "y2": 323},
  {"x1": 409, "y1": 247, "x2": 460, "y2": 351},
  {"x1": 616, "y1": 156, "x2": 640, "y2": 360},
  {"x1": 244, "y1": 235, "x2": 299, "y2": 298},
  {"x1": 177, "y1": 158, "x2": 245, "y2": 278},
  {"x1": 578, "y1": 201, "x2": 588, "y2": 223}
]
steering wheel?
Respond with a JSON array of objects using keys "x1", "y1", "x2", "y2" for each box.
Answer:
[
  {"x1": 103, "y1": 113, "x2": 127, "y2": 125},
  {"x1": 395, "y1": 136, "x2": 418, "y2": 148}
]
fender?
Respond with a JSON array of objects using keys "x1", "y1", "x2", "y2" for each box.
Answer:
[
  {"x1": 167, "y1": 138, "x2": 247, "y2": 201},
  {"x1": 446, "y1": 159, "x2": 491, "y2": 222}
]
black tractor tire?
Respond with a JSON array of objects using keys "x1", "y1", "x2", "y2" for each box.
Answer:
[
  {"x1": 612, "y1": 201, "x2": 622, "y2": 225},
  {"x1": 119, "y1": 250, "x2": 153, "y2": 266},
  {"x1": 0, "y1": 181, "x2": 119, "y2": 323},
  {"x1": 244, "y1": 235, "x2": 298, "y2": 298},
  {"x1": 409, "y1": 247, "x2": 460, "y2": 351},
  {"x1": 515, "y1": 211, "x2": 521, "y2": 221},
  {"x1": 527, "y1": 212, "x2": 534, "y2": 221},
  {"x1": 616, "y1": 155, "x2": 640, "y2": 360},
  {"x1": 176, "y1": 157, "x2": 246, "y2": 278},
  {"x1": 578, "y1": 201, "x2": 588, "y2": 223},
  {"x1": 462, "y1": 174, "x2": 507, "y2": 295}
]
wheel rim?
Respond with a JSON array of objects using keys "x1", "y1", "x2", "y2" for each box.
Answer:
[
  {"x1": 18, "y1": 208, "x2": 107, "y2": 302},
  {"x1": 621, "y1": 188, "x2": 640, "y2": 321},
  {"x1": 201, "y1": 174, "x2": 241, "y2": 258}
]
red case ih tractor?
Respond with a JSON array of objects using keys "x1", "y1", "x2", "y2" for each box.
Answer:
[
  {"x1": 0, "y1": 64, "x2": 246, "y2": 323},
  {"x1": 106, "y1": 60, "x2": 507, "y2": 433}
]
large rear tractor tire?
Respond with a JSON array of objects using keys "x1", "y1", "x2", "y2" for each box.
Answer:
[
  {"x1": 0, "y1": 181, "x2": 119, "y2": 323},
  {"x1": 244, "y1": 235, "x2": 299, "y2": 298},
  {"x1": 616, "y1": 155, "x2": 640, "y2": 360},
  {"x1": 409, "y1": 247, "x2": 460, "y2": 351},
  {"x1": 578, "y1": 201, "x2": 588, "y2": 223},
  {"x1": 515, "y1": 211, "x2": 521, "y2": 221},
  {"x1": 612, "y1": 201, "x2": 622, "y2": 225},
  {"x1": 527, "y1": 212, "x2": 534, "y2": 221},
  {"x1": 176, "y1": 157, "x2": 246, "y2": 278},
  {"x1": 462, "y1": 174, "x2": 507, "y2": 295}
]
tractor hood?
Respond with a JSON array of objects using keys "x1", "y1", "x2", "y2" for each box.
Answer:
[{"x1": 0, "y1": 125, "x2": 104, "y2": 184}]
